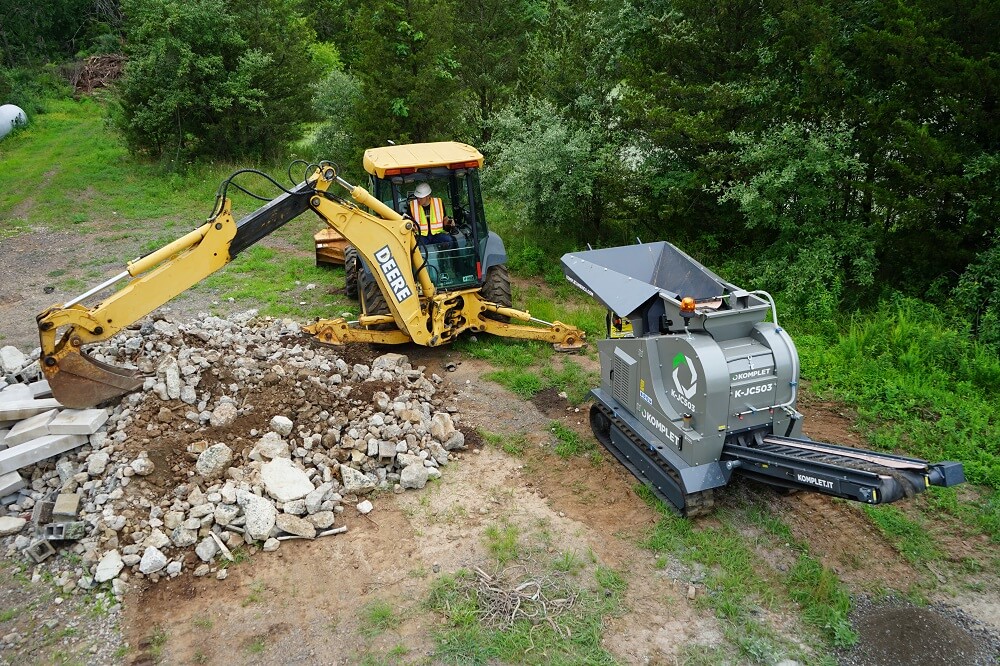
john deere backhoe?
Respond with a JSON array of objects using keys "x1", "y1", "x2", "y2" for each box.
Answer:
[{"x1": 36, "y1": 142, "x2": 584, "y2": 409}]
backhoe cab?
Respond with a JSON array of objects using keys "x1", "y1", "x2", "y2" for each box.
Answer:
[
  {"x1": 337, "y1": 142, "x2": 511, "y2": 313},
  {"x1": 37, "y1": 146, "x2": 584, "y2": 409}
]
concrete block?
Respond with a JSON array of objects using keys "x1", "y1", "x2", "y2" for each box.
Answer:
[
  {"x1": 44, "y1": 521, "x2": 85, "y2": 540},
  {"x1": 0, "y1": 383, "x2": 32, "y2": 401},
  {"x1": 0, "y1": 398, "x2": 63, "y2": 421},
  {"x1": 31, "y1": 499, "x2": 55, "y2": 525},
  {"x1": 48, "y1": 408, "x2": 109, "y2": 435},
  {"x1": 3, "y1": 409, "x2": 59, "y2": 447},
  {"x1": 0, "y1": 428, "x2": 8, "y2": 450},
  {"x1": 25, "y1": 538, "x2": 56, "y2": 562},
  {"x1": 0, "y1": 434, "x2": 87, "y2": 475},
  {"x1": 0, "y1": 471, "x2": 25, "y2": 496},
  {"x1": 28, "y1": 380, "x2": 52, "y2": 398},
  {"x1": 52, "y1": 493, "x2": 81, "y2": 519}
]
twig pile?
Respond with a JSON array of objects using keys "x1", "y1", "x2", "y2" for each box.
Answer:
[
  {"x1": 470, "y1": 565, "x2": 579, "y2": 637},
  {"x1": 63, "y1": 54, "x2": 127, "y2": 94}
]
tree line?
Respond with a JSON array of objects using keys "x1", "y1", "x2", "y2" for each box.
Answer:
[{"x1": 2, "y1": 0, "x2": 998, "y2": 342}]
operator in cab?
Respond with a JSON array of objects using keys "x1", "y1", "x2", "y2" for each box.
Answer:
[{"x1": 409, "y1": 182, "x2": 456, "y2": 248}]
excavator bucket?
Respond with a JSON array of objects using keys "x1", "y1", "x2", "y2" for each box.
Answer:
[
  {"x1": 314, "y1": 228, "x2": 349, "y2": 266},
  {"x1": 44, "y1": 350, "x2": 144, "y2": 409}
]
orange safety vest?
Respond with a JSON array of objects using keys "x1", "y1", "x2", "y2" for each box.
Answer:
[{"x1": 409, "y1": 197, "x2": 446, "y2": 235}]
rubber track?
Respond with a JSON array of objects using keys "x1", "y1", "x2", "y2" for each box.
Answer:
[{"x1": 592, "y1": 402, "x2": 715, "y2": 518}]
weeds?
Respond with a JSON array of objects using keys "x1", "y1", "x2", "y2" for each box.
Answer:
[
  {"x1": 242, "y1": 580, "x2": 267, "y2": 607},
  {"x1": 483, "y1": 430, "x2": 528, "y2": 456},
  {"x1": 550, "y1": 421, "x2": 595, "y2": 458},
  {"x1": 484, "y1": 522, "x2": 521, "y2": 565},
  {"x1": 786, "y1": 555, "x2": 857, "y2": 647},
  {"x1": 862, "y1": 505, "x2": 941, "y2": 565},
  {"x1": 360, "y1": 599, "x2": 401, "y2": 638}
]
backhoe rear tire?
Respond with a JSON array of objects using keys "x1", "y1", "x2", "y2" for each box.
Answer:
[
  {"x1": 344, "y1": 246, "x2": 359, "y2": 300},
  {"x1": 480, "y1": 264, "x2": 512, "y2": 322},
  {"x1": 359, "y1": 265, "x2": 392, "y2": 329}
]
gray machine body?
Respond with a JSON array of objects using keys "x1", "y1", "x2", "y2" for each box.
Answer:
[{"x1": 564, "y1": 242, "x2": 803, "y2": 494}]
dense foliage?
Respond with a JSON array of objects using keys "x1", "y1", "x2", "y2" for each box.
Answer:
[
  {"x1": 3, "y1": 1, "x2": 999, "y2": 341},
  {"x1": 112, "y1": 0, "x2": 320, "y2": 160}
]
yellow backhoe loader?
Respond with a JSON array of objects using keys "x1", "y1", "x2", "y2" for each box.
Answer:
[{"x1": 36, "y1": 143, "x2": 585, "y2": 409}]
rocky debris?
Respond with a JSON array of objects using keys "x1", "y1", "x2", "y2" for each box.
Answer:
[
  {"x1": 0, "y1": 312, "x2": 471, "y2": 596},
  {"x1": 195, "y1": 443, "x2": 233, "y2": 480},
  {"x1": 0, "y1": 516, "x2": 26, "y2": 536},
  {"x1": 139, "y1": 546, "x2": 167, "y2": 574},
  {"x1": 94, "y1": 550, "x2": 124, "y2": 583}
]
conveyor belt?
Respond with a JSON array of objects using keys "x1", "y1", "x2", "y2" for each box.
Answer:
[{"x1": 722, "y1": 435, "x2": 963, "y2": 504}]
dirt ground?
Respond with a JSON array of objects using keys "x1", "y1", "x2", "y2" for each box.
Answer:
[
  {"x1": 1, "y1": 222, "x2": 998, "y2": 664},
  {"x1": 106, "y1": 350, "x2": 996, "y2": 666}
]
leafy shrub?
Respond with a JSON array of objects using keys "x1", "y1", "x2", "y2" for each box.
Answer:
[
  {"x1": 114, "y1": 0, "x2": 320, "y2": 162},
  {"x1": 713, "y1": 120, "x2": 873, "y2": 319},
  {"x1": 484, "y1": 98, "x2": 606, "y2": 237}
]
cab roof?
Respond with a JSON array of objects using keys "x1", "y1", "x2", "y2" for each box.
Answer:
[{"x1": 363, "y1": 141, "x2": 484, "y2": 178}]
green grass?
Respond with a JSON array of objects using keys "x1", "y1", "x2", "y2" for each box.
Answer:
[
  {"x1": 796, "y1": 297, "x2": 1000, "y2": 541},
  {"x1": 246, "y1": 636, "x2": 266, "y2": 654},
  {"x1": 0, "y1": 98, "x2": 230, "y2": 232},
  {"x1": 483, "y1": 522, "x2": 522, "y2": 565},
  {"x1": 634, "y1": 485, "x2": 844, "y2": 661},
  {"x1": 479, "y1": 430, "x2": 528, "y2": 456},
  {"x1": 862, "y1": 504, "x2": 941, "y2": 565},
  {"x1": 148, "y1": 626, "x2": 167, "y2": 660},
  {"x1": 360, "y1": 599, "x2": 401, "y2": 638},
  {"x1": 198, "y1": 245, "x2": 352, "y2": 319},
  {"x1": 242, "y1": 580, "x2": 267, "y2": 607},
  {"x1": 551, "y1": 421, "x2": 596, "y2": 459},
  {"x1": 786, "y1": 555, "x2": 857, "y2": 648}
]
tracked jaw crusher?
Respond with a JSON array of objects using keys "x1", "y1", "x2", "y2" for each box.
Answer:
[{"x1": 562, "y1": 242, "x2": 965, "y2": 517}]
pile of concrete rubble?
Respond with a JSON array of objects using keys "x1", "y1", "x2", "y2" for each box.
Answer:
[{"x1": 0, "y1": 310, "x2": 466, "y2": 599}]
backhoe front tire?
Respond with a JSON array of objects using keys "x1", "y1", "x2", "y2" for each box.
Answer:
[
  {"x1": 480, "y1": 264, "x2": 512, "y2": 322},
  {"x1": 344, "y1": 246, "x2": 359, "y2": 300},
  {"x1": 359, "y1": 265, "x2": 392, "y2": 329}
]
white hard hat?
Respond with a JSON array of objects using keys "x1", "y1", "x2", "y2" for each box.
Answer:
[{"x1": 414, "y1": 182, "x2": 432, "y2": 198}]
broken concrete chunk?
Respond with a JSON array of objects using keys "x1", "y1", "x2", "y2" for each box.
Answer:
[
  {"x1": 0, "y1": 383, "x2": 32, "y2": 402},
  {"x1": 87, "y1": 451, "x2": 110, "y2": 476},
  {"x1": 4, "y1": 408, "x2": 59, "y2": 447},
  {"x1": 195, "y1": 443, "x2": 233, "y2": 480},
  {"x1": 94, "y1": 550, "x2": 124, "y2": 583},
  {"x1": 0, "y1": 346, "x2": 27, "y2": 374},
  {"x1": 339, "y1": 465, "x2": 375, "y2": 495},
  {"x1": 236, "y1": 490, "x2": 277, "y2": 541},
  {"x1": 0, "y1": 398, "x2": 63, "y2": 422},
  {"x1": 0, "y1": 434, "x2": 87, "y2": 475},
  {"x1": 261, "y1": 457, "x2": 314, "y2": 503},
  {"x1": 269, "y1": 415, "x2": 293, "y2": 436},
  {"x1": 275, "y1": 513, "x2": 316, "y2": 539},
  {"x1": 44, "y1": 521, "x2": 85, "y2": 540},
  {"x1": 0, "y1": 471, "x2": 25, "y2": 496},
  {"x1": 0, "y1": 516, "x2": 26, "y2": 536},
  {"x1": 25, "y1": 538, "x2": 56, "y2": 563},
  {"x1": 51, "y1": 494, "x2": 80, "y2": 521},
  {"x1": 209, "y1": 403, "x2": 237, "y2": 428},
  {"x1": 400, "y1": 464, "x2": 429, "y2": 490},
  {"x1": 139, "y1": 546, "x2": 167, "y2": 574},
  {"x1": 28, "y1": 379, "x2": 51, "y2": 398},
  {"x1": 48, "y1": 408, "x2": 109, "y2": 435}
]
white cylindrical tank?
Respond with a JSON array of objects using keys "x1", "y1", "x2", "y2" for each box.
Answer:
[{"x1": 0, "y1": 104, "x2": 27, "y2": 139}]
